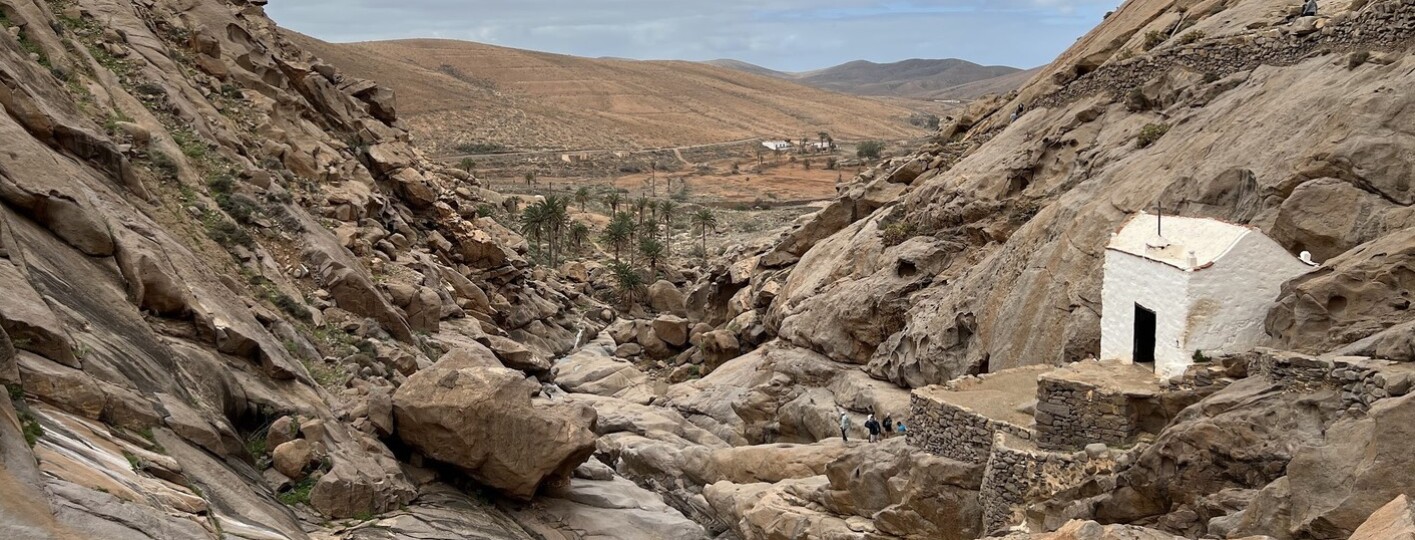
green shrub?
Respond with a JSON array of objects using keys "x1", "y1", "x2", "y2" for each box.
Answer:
[
  {"x1": 1177, "y1": 30, "x2": 1206, "y2": 45},
  {"x1": 218, "y1": 195, "x2": 260, "y2": 225},
  {"x1": 1142, "y1": 30, "x2": 1167, "y2": 50},
  {"x1": 272, "y1": 293, "x2": 312, "y2": 322},
  {"x1": 19, "y1": 409, "x2": 43, "y2": 448},
  {"x1": 1136, "y1": 123, "x2": 1171, "y2": 149},
  {"x1": 881, "y1": 222, "x2": 918, "y2": 247},
  {"x1": 204, "y1": 216, "x2": 254, "y2": 248},
  {"x1": 172, "y1": 129, "x2": 207, "y2": 160},
  {"x1": 856, "y1": 140, "x2": 886, "y2": 160},
  {"x1": 278, "y1": 476, "x2": 316, "y2": 506}
]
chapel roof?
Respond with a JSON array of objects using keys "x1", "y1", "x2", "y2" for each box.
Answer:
[{"x1": 1106, "y1": 213, "x2": 1253, "y2": 270}]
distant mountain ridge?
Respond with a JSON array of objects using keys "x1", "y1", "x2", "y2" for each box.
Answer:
[
  {"x1": 286, "y1": 37, "x2": 933, "y2": 154},
  {"x1": 705, "y1": 58, "x2": 1030, "y2": 100}
]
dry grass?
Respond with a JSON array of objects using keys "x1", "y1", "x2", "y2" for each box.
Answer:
[{"x1": 288, "y1": 34, "x2": 930, "y2": 154}]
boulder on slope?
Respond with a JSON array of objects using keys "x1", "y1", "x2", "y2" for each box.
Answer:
[{"x1": 392, "y1": 361, "x2": 597, "y2": 499}]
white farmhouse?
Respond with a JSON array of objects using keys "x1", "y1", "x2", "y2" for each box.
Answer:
[
  {"x1": 1100, "y1": 213, "x2": 1315, "y2": 378},
  {"x1": 761, "y1": 140, "x2": 792, "y2": 152}
]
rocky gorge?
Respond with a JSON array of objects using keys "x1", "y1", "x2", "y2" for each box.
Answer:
[{"x1": 1, "y1": 0, "x2": 1414, "y2": 539}]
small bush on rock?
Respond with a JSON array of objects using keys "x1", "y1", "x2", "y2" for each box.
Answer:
[
  {"x1": 1143, "y1": 30, "x2": 1167, "y2": 50},
  {"x1": 881, "y1": 222, "x2": 918, "y2": 247},
  {"x1": 1136, "y1": 123, "x2": 1171, "y2": 149}
]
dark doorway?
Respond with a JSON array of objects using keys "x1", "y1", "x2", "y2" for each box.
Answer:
[{"x1": 1134, "y1": 304, "x2": 1157, "y2": 367}]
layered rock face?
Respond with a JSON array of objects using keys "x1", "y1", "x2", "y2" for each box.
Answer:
[
  {"x1": 0, "y1": 0, "x2": 611, "y2": 537},
  {"x1": 696, "y1": 0, "x2": 1415, "y2": 389},
  {"x1": 659, "y1": 0, "x2": 1415, "y2": 538}
]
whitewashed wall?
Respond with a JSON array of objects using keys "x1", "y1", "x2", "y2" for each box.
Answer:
[
  {"x1": 1186, "y1": 233, "x2": 1313, "y2": 359},
  {"x1": 1100, "y1": 250, "x2": 1191, "y2": 377}
]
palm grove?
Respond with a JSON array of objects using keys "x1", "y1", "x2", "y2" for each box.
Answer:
[{"x1": 516, "y1": 187, "x2": 719, "y2": 307}]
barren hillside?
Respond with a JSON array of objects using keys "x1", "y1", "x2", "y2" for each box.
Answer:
[
  {"x1": 794, "y1": 58, "x2": 1023, "y2": 98},
  {"x1": 708, "y1": 57, "x2": 1034, "y2": 100},
  {"x1": 288, "y1": 36, "x2": 929, "y2": 154}
]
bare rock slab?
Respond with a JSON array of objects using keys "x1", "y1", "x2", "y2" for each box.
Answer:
[{"x1": 393, "y1": 363, "x2": 597, "y2": 499}]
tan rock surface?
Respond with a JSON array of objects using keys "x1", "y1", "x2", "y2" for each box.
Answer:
[{"x1": 393, "y1": 363, "x2": 598, "y2": 499}]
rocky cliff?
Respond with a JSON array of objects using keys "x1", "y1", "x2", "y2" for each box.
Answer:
[
  {"x1": 3, "y1": 0, "x2": 1415, "y2": 539},
  {"x1": 666, "y1": 0, "x2": 1415, "y2": 537},
  {"x1": 0, "y1": 0, "x2": 634, "y2": 537},
  {"x1": 712, "y1": 0, "x2": 1415, "y2": 387}
]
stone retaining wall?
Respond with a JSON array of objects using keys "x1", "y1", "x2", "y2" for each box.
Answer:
[
  {"x1": 908, "y1": 392, "x2": 1032, "y2": 464},
  {"x1": 1035, "y1": 377, "x2": 1137, "y2": 450},
  {"x1": 1035, "y1": 0, "x2": 1415, "y2": 111},
  {"x1": 1250, "y1": 351, "x2": 1414, "y2": 415},
  {"x1": 979, "y1": 434, "x2": 1117, "y2": 533}
]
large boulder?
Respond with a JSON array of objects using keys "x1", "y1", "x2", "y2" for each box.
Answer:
[
  {"x1": 1349, "y1": 495, "x2": 1415, "y2": 540},
  {"x1": 1282, "y1": 392, "x2": 1415, "y2": 538},
  {"x1": 647, "y1": 280, "x2": 687, "y2": 316},
  {"x1": 272, "y1": 439, "x2": 314, "y2": 479},
  {"x1": 652, "y1": 315, "x2": 690, "y2": 348},
  {"x1": 393, "y1": 363, "x2": 598, "y2": 499},
  {"x1": 698, "y1": 330, "x2": 741, "y2": 371}
]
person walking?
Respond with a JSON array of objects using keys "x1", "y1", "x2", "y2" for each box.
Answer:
[
  {"x1": 896, "y1": 421, "x2": 907, "y2": 436},
  {"x1": 865, "y1": 414, "x2": 882, "y2": 443},
  {"x1": 882, "y1": 415, "x2": 894, "y2": 438},
  {"x1": 1301, "y1": 0, "x2": 1318, "y2": 16},
  {"x1": 839, "y1": 412, "x2": 851, "y2": 443}
]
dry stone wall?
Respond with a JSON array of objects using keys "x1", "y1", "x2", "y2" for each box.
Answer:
[
  {"x1": 1036, "y1": 0, "x2": 1415, "y2": 111},
  {"x1": 1035, "y1": 377, "x2": 1138, "y2": 450},
  {"x1": 908, "y1": 392, "x2": 1032, "y2": 464},
  {"x1": 1250, "y1": 350, "x2": 1414, "y2": 416},
  {"x1": 979, "y1": 434, "x2": 1118, "y2": 533}
]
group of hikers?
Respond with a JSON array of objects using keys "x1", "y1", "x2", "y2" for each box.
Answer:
[{"x1": 838, "y1": 411, "x2": 905, "y2": 443}]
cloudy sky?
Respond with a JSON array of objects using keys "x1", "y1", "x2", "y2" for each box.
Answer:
[{"x1": 267, "y1": 0, "x2": 1123, "y2": 72}]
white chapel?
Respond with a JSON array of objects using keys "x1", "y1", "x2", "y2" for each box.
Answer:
[{"x1": 1100, "y1": 213, "x2": 1316, "y2": 378}]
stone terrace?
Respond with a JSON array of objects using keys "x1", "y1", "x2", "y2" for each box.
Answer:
[
  {"x1": 1035, "y1": 361, "x2": 1164, "y2": 450},
  {"x1": 907, "y1": 365, "x2": 1052, "y2": 464}
]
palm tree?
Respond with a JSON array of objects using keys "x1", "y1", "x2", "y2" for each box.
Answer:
[
  {"x1": 692, "y1": 208, "x2": 717, "y2": 258},
  {"x1": 542, "y1": 196, "x2": 569, "y2": 266},
  {"x1": 569, "y1": 221, "x2": 591, "y2": 252},
  {"x1": 602, "y1": 212, "x2": 635, "y2": 263},
  {"x1": 520, "y1": 203, "x2": 547, "y2": 258},
  {"x1": 574, "y1": 187, "x2": 591, "y2": 212},
  {"x1": 658, "y1": 199, "x2": 678, "y2": 255},
  {"x1": 609, "y1": 261, "x2": 644, "y2": 308},
  {"x1": 604, "y1": 192, "x2": 622, "y2": 214},
  {"x1": 634, "y1": 196, "x2": 651, "y2": 232},
  {"x1": 639, "y1": 237, "x2": 664, "y2": 279}
]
